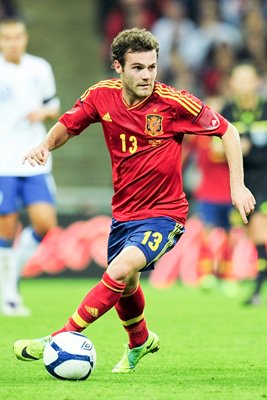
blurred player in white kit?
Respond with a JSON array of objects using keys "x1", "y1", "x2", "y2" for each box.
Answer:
[{"x1": 0, "y1": 18, "x2": 60, "y2": 315}]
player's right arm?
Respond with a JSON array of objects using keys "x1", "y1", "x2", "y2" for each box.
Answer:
[
  {"x1": 23, "y1": 121, "x2": 72, "y2": 167},
  {"x1": 24, "y1": 84, "x2": 100, "y2": 167}
]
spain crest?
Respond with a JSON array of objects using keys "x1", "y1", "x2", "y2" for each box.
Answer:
[{"x1": 145, "y1": 114, "x2": 163, "y2": 136}]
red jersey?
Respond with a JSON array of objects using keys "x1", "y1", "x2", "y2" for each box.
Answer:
[
  {"x1": 59, "y1": 79, "x2": 228, "y2": 225},
  {"x1": 192, "y1": 136, "x2": 231, "y2": 203}
]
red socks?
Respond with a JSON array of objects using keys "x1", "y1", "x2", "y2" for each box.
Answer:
[
  {"x1": 52, "y1": 273, "x2": 148, "y2": 350},
  {"x1": 115, "y1": 284, "x2": 148, "y2": 348},
  {"x1": 52, "y1": 272, "x2": 126, "y2": 336}
]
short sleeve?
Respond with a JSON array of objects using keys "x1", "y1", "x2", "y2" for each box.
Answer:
[
  {"x1": 172, "y1": 90, "x2": 228, "y2": 137},
  {"x1": 192, "y1": 105, "x2": 229, "y2": 137},
  {"x1": 40, "y1": 60, "x2": 60, "y2": 108},
  {"x1": 59, "y1": 94, "x2": 99, "y2": 136}
]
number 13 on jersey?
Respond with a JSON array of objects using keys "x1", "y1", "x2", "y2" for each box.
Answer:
[{"x1": 120, "y1": 133, "x2": 138, "y2": 154}]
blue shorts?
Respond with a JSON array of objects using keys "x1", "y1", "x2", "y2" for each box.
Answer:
[
  {"x1": 195, "y1": 201, "x2": 232, "y2": 231},
  {"x1": 108, "y1": 217, "x2": 185, "y2": 271},
  {"x1": 0, "y1": 175, "x2": 56, "y2": 214}
]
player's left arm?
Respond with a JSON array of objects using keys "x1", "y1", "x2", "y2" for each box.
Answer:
[
  {"x1": 27, "y1": 104, "x2": 60, "y2": 123},
  {"x1": 173, "y1": 91, "x2": 255, "y2": 222},
  {"x1": 221, "y1": 122, "x2": 256, "y2": 224},
  {"x1": 28, "y1": 61, "x2": 60, "y2": 123}
]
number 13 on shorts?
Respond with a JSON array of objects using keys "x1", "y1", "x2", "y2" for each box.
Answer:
[{"x1": 141, "y1": 231, "x2": 163, "y2": 251}]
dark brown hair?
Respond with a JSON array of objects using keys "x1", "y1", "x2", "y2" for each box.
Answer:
[
  {"x1": 111, "y1": 27, "x2": 159, "y2": 67},
  {"x1": 0, "y1": 17, "x2": 27, "y2": 34}
]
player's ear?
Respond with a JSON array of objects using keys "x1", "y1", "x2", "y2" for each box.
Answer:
[{"x1": 113, "y1": 60, "x2": 122, "y2": 74}]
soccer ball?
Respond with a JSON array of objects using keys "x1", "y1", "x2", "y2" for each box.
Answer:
[{"x1": 43, "y1": 331, "x2": 96, "y2": 380}]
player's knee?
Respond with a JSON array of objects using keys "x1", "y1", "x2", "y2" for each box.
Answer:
[
  {"x1": 32, "y1": 220, "x2": 56, "y2": 237},
  {"x1": 107, "y1": 263, "x2": 137, "y2": 284}
]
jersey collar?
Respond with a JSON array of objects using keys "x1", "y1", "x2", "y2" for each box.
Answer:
[{"x1": 121, "y1": 86, "x2": 155, "y2": 111}]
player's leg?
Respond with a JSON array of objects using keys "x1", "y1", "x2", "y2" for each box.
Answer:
[
  {"x1": 112, "y1": 272, "x2": 159, "y2": 373},
  {"x1": 0, "y1": 212, "x2": 21, "y2": 315},
  {"x1": 5, "y1": 174, "x2": 57, "y2": 315},
  {"x1": 15, "y1": 202, "x2": 57, "y2": 272},
  {"x1": 14, "y1": 174, "x2": 57, "y2": 275},
  {"x1": 111, "y1": 217, "x2": 184, "y2": 372},
  {"x1": 216, "y1": 203, "x2": 232, "y2": 279},
  {"x1": 50, "y1": 245, "x2": 159, "y2": 372},
  {"x1": 115, "y1": 272, "x2": 147, "y2": 349},
  {"x1": 195, "y1": 201, "x2": 218, "y2": 279},
  {"x1": 0, "y1": 176, "x2": 29, "y2": 316},
  {"x1": 52, "y1": 245, "x2": 146, "y2": 335},
  {"x1": 13, "y1": 217, "x2": 184, "y2": 367},
  {"x1": 244, "y1": 210, "x2": 267, "y2": 305},
  {"x1": 195, "y1": 201, "x2": 232, "y2": 280},
  {"x1": 13, "y1": 245, "x2": 146, "y2": 361}
]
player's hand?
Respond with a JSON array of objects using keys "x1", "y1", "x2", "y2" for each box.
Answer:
[
  {"x1": 22, "y1": 144, "x2": 50, "y2": 167},
  {"x1": 231, "y1": 184, "x2": 256, "y2": 224},
  {"x1": 27, "y1": 108, "x2": 47, "y2": 123}
]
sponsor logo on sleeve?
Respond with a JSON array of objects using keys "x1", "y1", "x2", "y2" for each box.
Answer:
[{"x1": 197, "y1": 108, "x2": 220, "y2": 130}]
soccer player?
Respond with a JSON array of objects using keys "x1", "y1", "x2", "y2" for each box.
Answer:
[
  {"x1": 221, "y1": 63, "x2": 267, "y2": 305},
  {"x1": 0, "y1": 18, "x2": 60, "y2": 316},
  {"x1": 189, "y1": 134, "x2": 233, "y2": 280},
  {"x1": 13, "y1": 28, "x2": 255, "y2": 372}
]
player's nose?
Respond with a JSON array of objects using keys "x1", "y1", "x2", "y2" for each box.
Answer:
[{"x1": 141, "y1": 68, "x2": 151, "y2": 80}]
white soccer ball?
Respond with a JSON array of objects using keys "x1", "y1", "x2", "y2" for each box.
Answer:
[{"x1": 43, "y1": 331, "x2": 96, "y2": 380}]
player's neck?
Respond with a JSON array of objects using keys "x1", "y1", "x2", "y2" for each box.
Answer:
[
  {"x1": 122, "y1": 88, "x2": 152, "y2": 107},
  {"x1": 3, "y1": 54, "x2": 23, "y2": 65},
  {"x1": 235, "y1": 94, "x2": 259, "y2": 110},
  {"x1": 122, "y1": 90, "x2": 140, "y2": 106}
]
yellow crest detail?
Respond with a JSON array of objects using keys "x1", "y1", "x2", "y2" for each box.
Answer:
[{"x1": 145, "y1": 114, "x2": 163, "y2": 136}]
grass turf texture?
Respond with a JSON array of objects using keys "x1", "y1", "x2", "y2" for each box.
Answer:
[{"x1": 1, "y1": 278, "x2": 267, "y2": 400}]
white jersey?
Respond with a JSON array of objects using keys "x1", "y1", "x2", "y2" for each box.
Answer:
[{"x1": 0, "y1": 53, "x2": 60, "y2": 176}]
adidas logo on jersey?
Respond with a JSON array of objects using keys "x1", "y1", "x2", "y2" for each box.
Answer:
[{"x1": 102, "y1": 112, "x2": 112, "y2": 122}]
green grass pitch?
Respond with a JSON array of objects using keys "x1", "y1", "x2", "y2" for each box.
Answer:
[{"x1": 1, "y1": 277, "x2": 267, "y2": 400}]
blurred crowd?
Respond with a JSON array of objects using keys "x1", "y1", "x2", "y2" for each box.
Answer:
[
  {"x1": 96, "y1": 0, "x2": 267, "y2": 98},
  {"x1": 0, "y1": 0, "x2": 18, "y2": 19}
]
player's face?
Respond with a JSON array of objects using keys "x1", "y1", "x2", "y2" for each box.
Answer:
[
  {"x1": 230, "y1": 66, "x2": 259, "y2": 97},
  {"x1": 0, "y1": 22, "x2": 28, "y2": 64},
  {"x1": 114, "y1": 50, "x2": 157, "y2": 106}
]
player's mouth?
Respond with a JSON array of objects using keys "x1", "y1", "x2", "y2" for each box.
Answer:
[{"x1": 138, "y1": 83, "x2": 152, "y2": 92}]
